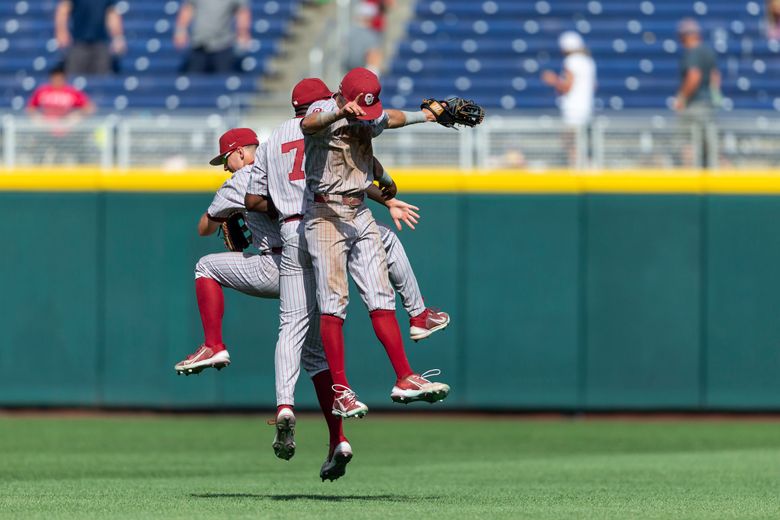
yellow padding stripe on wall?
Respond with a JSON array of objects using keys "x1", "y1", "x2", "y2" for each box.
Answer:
[{"x1": 2, "y1": 167, "x2": 780, "y2": 194}]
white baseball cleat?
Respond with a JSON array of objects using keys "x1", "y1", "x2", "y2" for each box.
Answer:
[
  {"x1": 320, "y1": 441, "x2": 353, "y2": 482},
  {"x1": 391, "y1": 369, "x2": 450, "y2": 404},
  {"x1": 409, "y1": 308, "x2": 451, "y2": 342},
  {"x1": 174, "y1": 345, "x2": 230, "y2": 375},
  {"x1": 271, "y1": 407, "x2": 296, "y2": 461},
  {"x1": 331, "y1": 385, "x2": 369, "y2": 419}
]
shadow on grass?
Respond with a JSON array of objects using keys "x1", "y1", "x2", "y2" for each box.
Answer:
[{"x1": 191, "y1": 493, "x2": 437, "y2": 502}]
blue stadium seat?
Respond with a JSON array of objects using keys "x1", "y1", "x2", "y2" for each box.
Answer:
[
  {"x1": 385, "y1": 0, "x2": 777, "y2": 111},
  {"x1": 2, "y1": 0, "x2": 301, "y2": 111}
]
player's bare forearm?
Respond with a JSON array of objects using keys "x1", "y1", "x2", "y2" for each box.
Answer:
[
  {"x1": 198, "y1": 212, "x2": 221, "y2": 236},
  {"x1": 301, "y1": 112, "x2": 338, "y2": 134},
  {"x1": 244, "y1": 193, "x2": 269, "y2": 213}
]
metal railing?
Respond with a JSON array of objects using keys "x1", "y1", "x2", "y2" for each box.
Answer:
[{"x1": 2, "y1": 112, "x2": 779, "y2": 171}]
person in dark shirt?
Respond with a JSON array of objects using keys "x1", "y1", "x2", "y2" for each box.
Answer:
[
  {"x1": 55, "y1": 0, "x2": 126, "y2": 75},
  {"x1": 674, "y1": 18, "x2": 721, "y2": 168}
]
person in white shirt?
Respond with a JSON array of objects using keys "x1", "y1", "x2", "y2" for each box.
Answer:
[{"x1": 542, "y1": 31, "x2": 597, "y2": 166}]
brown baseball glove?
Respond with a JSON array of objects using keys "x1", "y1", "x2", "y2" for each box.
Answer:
[{"x1": 421, "y1": 97, "x2": 485, "y2": 128}]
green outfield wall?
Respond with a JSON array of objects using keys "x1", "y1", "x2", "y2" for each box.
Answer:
[{"x1": 2, "y1": 189, "x2": 779, "y2": 410}]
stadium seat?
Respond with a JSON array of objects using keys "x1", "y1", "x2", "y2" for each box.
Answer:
[
  {"x1": 1, "y1": 0, "x2": 301, "y2": 111},
  {"x1": 385, "y1": 0, "x2": 777, "y2": 111}
]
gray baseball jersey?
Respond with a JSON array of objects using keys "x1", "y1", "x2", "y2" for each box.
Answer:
[
  {"x1": 303, "y1": 98, "x2": 389, "y2": 196},
  {"x1": 247, "y1": 118, "x2": 310, "y2": 220},
  {"x1": 207, "y1": 156, "x2": 282, "y2": 253}
]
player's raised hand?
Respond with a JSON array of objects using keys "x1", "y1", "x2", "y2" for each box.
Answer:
[
  {"x1": 387, "y1": 198, "x2": 420, "y2": 231},
  {"x1": 340, "y1": 93, "x2": 367, "y2": 119}
]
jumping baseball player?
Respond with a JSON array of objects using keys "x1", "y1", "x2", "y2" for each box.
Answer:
[
  {"x1": 244, "y1": 77, "x2": 449, "y2": 480},
  {"x1": 174, "y1": 128, "x2": 282, "y2": 376},
  {"x1": 299, "y1": 67, "x2": 458, "y2": 419},
  {"x1": 173, "y1": 128, "x2": 335, "y2": 469}
]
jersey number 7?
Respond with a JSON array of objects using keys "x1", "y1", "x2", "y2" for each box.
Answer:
[{"x1": 281, "y1": 139, "x2": 305, "y2": 181}]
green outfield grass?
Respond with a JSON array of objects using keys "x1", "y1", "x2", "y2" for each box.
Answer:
[{"x1": 1, "y1": 414, "x2": 779, "y2": 519}]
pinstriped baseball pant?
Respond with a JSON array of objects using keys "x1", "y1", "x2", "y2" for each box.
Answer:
[
  {"x1": 194, "y1": 251, "x2": 328, "y2": 406},
  {"x1": 376, "y1": 222, "x2": 426, "y2": 318},
  {"x1": 305, "y1": 202, "x2": 395, "y2": 319},
  {"x1": 277, "y1": 220, "x2": 330, "y2": 406},
  {"x1": 194, "y1": 252, "x2": 280, "y2": 298}
]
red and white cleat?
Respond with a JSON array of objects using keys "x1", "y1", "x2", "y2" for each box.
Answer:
[
  {"x1": 331, "y1": 385, "x2": 369, "y2": 419},
  {"x1": 391, "y1": 370, "x2": 450, "y2": 404},
  {"x1": 320, "y1": 441, "x2": 353, "y2": 482},
  {"x1": 174, "y1": 345, "x2": 230, "y2": 375},
  {"x1": 409, "y1": 308, "x2": 450, "y2": 342}
]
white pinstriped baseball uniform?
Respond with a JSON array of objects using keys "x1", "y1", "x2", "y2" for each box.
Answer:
[
  {"x1": 302, "y1": 99, "x2": 395, "y2": 318},
  {"x1": 195, "y1": 156, "x2": 328, "y2": 406},
  {"x1": 196, "y1": 158, "x2": 282, "y2": 298},
  {"x1": 247, "y1": 116, "x2": 426, "y2": 404}
]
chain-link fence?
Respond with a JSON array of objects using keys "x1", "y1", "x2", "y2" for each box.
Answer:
[{"x1": 2, "y1": 112, "x2": 779, "y2": 171}]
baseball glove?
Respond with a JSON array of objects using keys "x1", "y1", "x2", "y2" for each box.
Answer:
[
  {"x1": 220, "y1": 212, "x2": 252, "y2": 252},
  {"x1": 421, "y1": 97, "x2": 485, "y2": 128}
]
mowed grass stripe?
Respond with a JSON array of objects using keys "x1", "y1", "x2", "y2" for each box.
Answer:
[{"x1": 1, "y1": 417, "x2": 779, "y2": 519}]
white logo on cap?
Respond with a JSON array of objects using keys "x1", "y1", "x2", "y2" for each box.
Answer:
[{"x1": 364, "y1": 93, "x2": 375, "y2": 106}]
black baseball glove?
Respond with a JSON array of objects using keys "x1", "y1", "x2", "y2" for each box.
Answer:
[
  {"x1": 421, "y1": 97, "x2": 485, "y2": 128},
  {"x1": 220, "y1": 212, "x2": 252, "y2": 252}
]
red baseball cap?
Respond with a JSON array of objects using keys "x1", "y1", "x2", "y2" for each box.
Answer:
[
  {"x1": 292, "y1": 78, "x2": 332, "y2": 108},
  {"x1": 209, "y1": 128, "x2": 259, "y2": 166},
  {"x1": 338, "y1": 67, "x2": 383, "y2": 121}
]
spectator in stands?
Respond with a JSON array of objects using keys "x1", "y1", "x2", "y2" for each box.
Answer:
[
  {"x1": 26, "y1": 64, "x2": 96, "y2": 164},
  {"x1": 174, "y1": 0, "x2": 252, "y2": 74},
  {"x1": 55, "y1": 0, "x2": 126, "y2": 75},
  {"x1": 541, "y1": 31, "x2": 596, "y2": 166},
  {"x1": 766, "y1": 0, "x2": 780, "y2": 40},
  {"x1": 346, "y1": 0, "x2": 394, "y2": 76},
  {"x1": 674, "y1": 18, "x2": 721, "y2": 168}
]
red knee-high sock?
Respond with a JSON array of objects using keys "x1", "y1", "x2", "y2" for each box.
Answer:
[
  {"x1": 195, "y1": 277, "x2": 225, "y2": 350},
  {"x1": 370, "y1": 310, "x2": 414, "y2": 380},
  {"x1": 312, "y1": 370, "x2": 347, "y2": 448},
  {"x1": 320, "y1": 315, "x2": 348, "y2": 387}
]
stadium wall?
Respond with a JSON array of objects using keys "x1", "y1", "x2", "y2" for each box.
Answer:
[{"x1": 2, "y1": 169, "x2": 779, "y2": 411}]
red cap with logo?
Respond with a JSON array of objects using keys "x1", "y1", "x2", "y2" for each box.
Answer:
[
  {"x1": 292, "y1": 78, "x2": 332, "y2": 109},
  {"x1": 209, "y1": 128, "x2": 259, "y2": 165},
  {"x1": 338, "y1": 67, "x2": 383, "y2": 121}
]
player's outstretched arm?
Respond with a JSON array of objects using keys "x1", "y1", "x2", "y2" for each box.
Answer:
[
  {"x1": 301, "y1": 95, "x2": 367, "y2": 134},
  {"x1": 384, "y1": 108, "x2": 436, "y2": 129},
  {"x1": 198, "y1": 212, "x2": 221, "y2": 236}
]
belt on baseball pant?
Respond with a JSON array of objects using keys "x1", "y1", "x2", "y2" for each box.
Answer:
[
  {"x1": 262, "y1": 247, "x2": 283, "y2": 256},
  {"x1": 283, "y1": 214, "x2": 303, "y2": 223},
  {"x1": 313, "y1": 193, "x2": 365, "y2": 207}
]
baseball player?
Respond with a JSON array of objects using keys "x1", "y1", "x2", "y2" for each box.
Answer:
[
  {"x1": 174, "y1": 128, "x2": 282, "y2": 376},
  {"x1": 173, "y1": 128, "x2": 334, "y2": 467},
  {"x1": 300, "y1": 67, "x2": 451, "y2": 419},
  {"x1": 245, "y1": 77, "x2": 449, "y2": 480}
]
